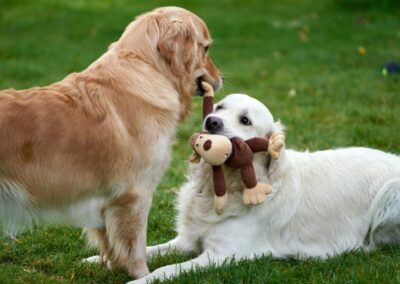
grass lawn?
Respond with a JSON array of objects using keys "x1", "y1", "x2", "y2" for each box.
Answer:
[{"x1": 1, "y1": 0, "x2": 400, "y2": 283}]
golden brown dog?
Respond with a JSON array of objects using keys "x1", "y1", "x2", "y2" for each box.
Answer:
[{"x1": 0, "y1": 6, "x2": 222, "y2": 278}]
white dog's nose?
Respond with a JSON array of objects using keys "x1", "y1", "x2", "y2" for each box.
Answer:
[{"x1": 205, "y1": 116, "x2": 224, "y2": 133}]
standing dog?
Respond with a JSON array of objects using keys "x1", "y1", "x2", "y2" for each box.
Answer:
[
  {"x1": 0, "y1": 7, "x2": 222, "y2": 278},
  {"x1": 130, "y1": 94, "x2": 400, "y2": 283}
]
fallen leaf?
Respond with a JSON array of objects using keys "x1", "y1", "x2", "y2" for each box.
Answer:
[{"x1": 358, "y1": 46, "x2": 366, "y2": 56}]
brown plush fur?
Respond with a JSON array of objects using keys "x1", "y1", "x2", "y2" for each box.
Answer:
[{"x1": 0, "y1": 6, "x2": 222, "y2": 278}]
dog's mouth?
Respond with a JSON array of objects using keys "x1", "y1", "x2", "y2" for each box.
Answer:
[
  {"x1": 203, "y1": 126, "x2": 235, "y2": 139},
  {"x1": 196, "y1": 76, "x2": 206, "y2": 96}
]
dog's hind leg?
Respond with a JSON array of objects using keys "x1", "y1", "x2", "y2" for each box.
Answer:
[
  {"x1": 84, "y1": 228, "x2": 112, "y2": 268},
  {"x1": 366, "y1": 179, "x2": 400, "y2": 247}
]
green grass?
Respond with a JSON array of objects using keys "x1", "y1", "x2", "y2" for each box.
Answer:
[{"x1": 1, "y1": 0, "x2": 400, "y2": 283}]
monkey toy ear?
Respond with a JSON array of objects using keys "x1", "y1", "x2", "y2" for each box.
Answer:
[
  {"x1": 190, "y1": 133, "x2": 200, "y2": 147},
  {"x1": 190, "y1": 151, "x2": 201, "y2": 164}
]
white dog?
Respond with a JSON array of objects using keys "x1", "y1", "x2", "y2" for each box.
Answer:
[{"x1": 129, "y1": 94, "x2": 400, "y2": 284}]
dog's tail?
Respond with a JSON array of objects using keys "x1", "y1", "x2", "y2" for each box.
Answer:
[{"x1": 0, "y1": 180, "x2": 34, "y2": 239}]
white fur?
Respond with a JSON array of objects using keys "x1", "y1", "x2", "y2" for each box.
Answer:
[{"x1": 128, "y1": 94, "x2": 400, "y2": 284}]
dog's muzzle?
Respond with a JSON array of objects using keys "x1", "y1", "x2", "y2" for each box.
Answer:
[
  {"x1": 196, "y1": 76, "x2": 206, "y2": 96},
  {"x1": 205, "y1": 116, "x2": 224, "y2": 133}
]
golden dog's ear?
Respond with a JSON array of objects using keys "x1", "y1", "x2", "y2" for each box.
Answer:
[{"x1": 157, "y1": 17, "x2": 196, "y2": 76}]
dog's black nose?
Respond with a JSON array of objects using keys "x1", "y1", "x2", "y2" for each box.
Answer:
[{"x1": 205, "y1": 116, "x2": 224, "y2": 133}]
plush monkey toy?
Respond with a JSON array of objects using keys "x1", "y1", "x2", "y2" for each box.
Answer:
[{"x1": 190, "y1": 82, "x2": 280, "y2": 215}]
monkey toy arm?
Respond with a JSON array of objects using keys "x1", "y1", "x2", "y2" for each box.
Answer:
[
  {"x1": 245, "y1": 137, "x2": 269, "y2": 153},
  {"x1": 246, "y1": 134, "x2": 285, "y2": 160},
  {"x1": 202, "y1": 81, "x2": 214, "y2": 119}
]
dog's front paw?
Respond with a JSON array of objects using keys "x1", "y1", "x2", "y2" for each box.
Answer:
[
  {"x1": 83, "y1": 255, "x2": 100, "y2": 263},
  {"x1": 128, "y1": 259, "x2": 150, "y2": 279},
  {"x1": 243, "y1": 183, "x2": 272, "y2": 205},
  {"x1": 83, "y1": 255, "x2": 112, "y2": 270},
  {"x1": 126, "y1": 279, "x2": 147, "y2": 284},
  {"x1": 269, "y1": 133, "x2": 285, "y2": 160}
]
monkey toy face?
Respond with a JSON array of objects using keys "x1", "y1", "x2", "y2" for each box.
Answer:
[{"x1": 191, "y1": 133, "x2": 232, "y2": 166}]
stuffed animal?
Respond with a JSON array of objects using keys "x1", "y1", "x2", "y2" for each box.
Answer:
[{"x1": 190, "y1": 82, "x2": 283, "y2": 214}]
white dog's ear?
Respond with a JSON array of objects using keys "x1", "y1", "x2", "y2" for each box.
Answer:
[{"x1": 272, "y1": 120, "x2": 286, "y2": 134}]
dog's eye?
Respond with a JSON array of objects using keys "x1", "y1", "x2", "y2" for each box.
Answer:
[
  {"x1": 204, "y1": 45, "x2": 209, "y2": 53},
  {"x1": 240, "y1": 116, "x2": 252, "y2": 126},
  {"x1": 215, "y1": 104, "x2": 223, "y2": 111}
]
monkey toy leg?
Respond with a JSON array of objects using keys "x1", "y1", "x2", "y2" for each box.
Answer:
[
  {"x1": 240, "y1": 164, "x2": 272, "y2": 205},
  {"x1": 212, "y1": 166, "x2": 228, "y2": 214}
]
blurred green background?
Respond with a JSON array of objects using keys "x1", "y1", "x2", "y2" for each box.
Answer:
[{"x1": 1, "y1": 0, "x2": 400, "y2": 283}]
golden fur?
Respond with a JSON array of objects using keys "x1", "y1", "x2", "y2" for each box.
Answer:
[{"x1": 0, "y1": 6, "x2": 222, "y2": 278}]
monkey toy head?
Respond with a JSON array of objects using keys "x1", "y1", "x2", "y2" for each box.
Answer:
[{"x1": 190, "y1": 132, "x2": 232, "y2": 165}]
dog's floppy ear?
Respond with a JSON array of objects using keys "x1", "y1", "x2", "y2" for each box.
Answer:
[
  {"x1": 157, "y1": 17, "x2": 196, "y2": 76},
  {"x1": 272, "y1": 120, "x2": 285, "y2": 134}
]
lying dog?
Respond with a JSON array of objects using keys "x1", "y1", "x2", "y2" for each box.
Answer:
[
  {"x1": 0, "y1": 7, "x2": 222, "y2": 278},
  {"x1": 129, "y1": 94, "x2": 400, "y2": 283}
]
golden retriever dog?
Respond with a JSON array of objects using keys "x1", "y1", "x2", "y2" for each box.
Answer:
[{"x1": 0, "y1": 6, "x2": 222, "y2": 279}]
